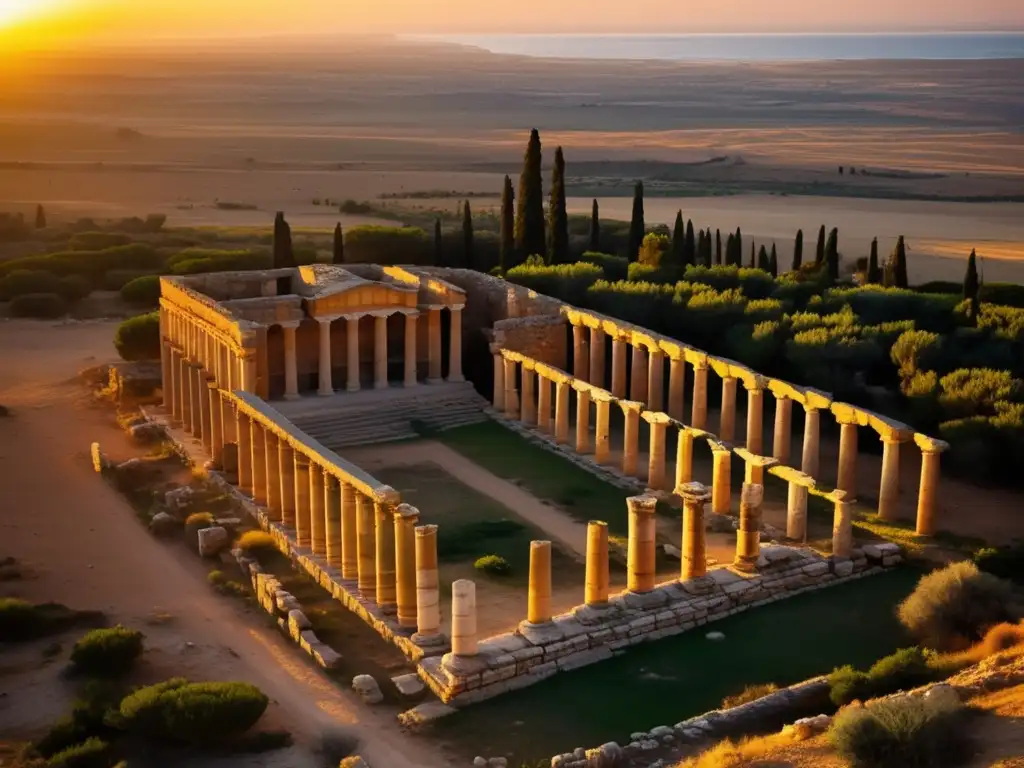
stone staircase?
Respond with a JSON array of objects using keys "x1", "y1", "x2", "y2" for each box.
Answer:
[{"x1": 276, "y1": 381, "x2": 489, "y2": 451}]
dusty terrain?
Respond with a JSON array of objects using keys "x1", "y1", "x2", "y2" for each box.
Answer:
[{"x1": 0, "y1": 319, "x2": 445, "y2": 767}]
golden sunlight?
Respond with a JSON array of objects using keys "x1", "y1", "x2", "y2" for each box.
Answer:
[{"x1": 0, "y1": 0, "x2": 42, "y2": 26}]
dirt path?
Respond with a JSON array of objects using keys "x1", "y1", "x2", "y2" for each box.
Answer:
[
  {"x1": 348, "y1": 440, "x2": 592, "y2": 559},
  {"x1": 0, "y1": 319, "x2": 444, "y2": 768}
]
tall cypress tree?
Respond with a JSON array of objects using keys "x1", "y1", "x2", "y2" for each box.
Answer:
[
  {"x1": 671, "y1": 211, "x2": 686, "y2": 269},
  {"x1": 715, "y1": 229, "x2": 722, "y2": 265},
  {"x1": 893, "y1": 235, "x2": 909, "y2": 288},
  {"x1": 726, "y1": 233, "x2": 735, "y2": 266},
  {"x1": 703, "y1": 230, "x2": 713, "y2": 266},
  {"x1": 792, "y1": 229, "x2": 803, "y2": 271},
  {"x1": 749, "y1": 242, "x2": 756, "y2": 268},
  {"x1": 499, "y1": 175, "x2": 515, "y2": 270},
  {"x1": 964, "y1": 248, "x2": 980, "y2": 323},
  {"x1": 462, "y1": 200, "x2": 474, "y2": 270},
  {"x1": 735, "y1": 228, "x2": 743, "y2": 267},
  {"x1": 273, "y1": 212, "x2": 295, "y2": 268},
  {"x1": 866, "y1": 237, "x2": 881, "y2": 283},
  {"x1": 769, "y1": 243, "x2": 778, "y2": 277},
  {"x1": 35, "y1": 204, "x2": 46, "y2": 230},
  {"x1": 514, "y1": 129, "x2": 545, "y2": 260},
  {"x1": 547, "y1": 146, "x2": 569, "y2": 264},
  {"x1": 588, "y1": 198, "x2": 600, "y2": 253},
  {"x1": 757, "y1": 244, "x2": 769, "y2": 271},
  {"x1": 434, "y1": 219, "x2": 443, "y2": 267},
  {"x1": 332, "y1": 223, "x2": 345, "y2": 264},
  {"x1": 815, "y1": 225, "x2": 826, "y2": 264},
  {"x1": 825, "y1": 227, "x2": 839, "y2": 282},
  {"x1": 684, "y1": 220, "x2": 696, "y2": 265},
  {"x1": 627, "y1": 181, "x2": 645, "y2": 262}
]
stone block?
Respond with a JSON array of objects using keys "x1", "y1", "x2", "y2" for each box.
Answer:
[
  {"x1": 352, "y1": 674, "x2": 383, "y2": 704},
  {"x1": 311, "y1": 643, "x2": 343, "y2": 669},
  {"x1": 802, "y1": 562, "x2": 829, "y2": 577},
  {"x1": 391, "y1": 673, "x2": 426, "y2": 696},
  {"x1": 832, "y1": 559, "x2": 855, "y2": 577},
  {"x1": 398, "y1": 701, "x2": 457, "y2": 726},
  {"x1": 197, "y1": 526, "x2": 229, "y2": 557}
]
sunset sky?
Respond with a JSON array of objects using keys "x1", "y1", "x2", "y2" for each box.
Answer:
[{"x1": 2, "y1": 0, "x2": 1022, "y2": 46}]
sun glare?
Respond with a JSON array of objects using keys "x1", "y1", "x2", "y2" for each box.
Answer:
[{"x1": 0, "y1": 0, "x2": 39, "y2": 26}]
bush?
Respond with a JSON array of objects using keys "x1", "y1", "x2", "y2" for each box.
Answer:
[
  {"x1": 113, "y1": 312, "x2": 159, "y2": 361},
  {"x1": 579, "y1": 251, "x2": 628, "y2": 281},
  {"x1": 184, "y1": 512, "x2": 215, "y2": 544},
  {"x1": 828, "y1": 647, "x2": 940, "y2": 706},
  {"x1": 343, "y1": 226, "x2": 432, "y2": 265},
  {"x1": 59, "y1": 275, "x2": 93, "y2": 303},
  {"x1": 506, "y1": 259, "x2": 603, "y2": 306},
  {"x1": 119, "y1": 275, "x2": 161, "y2": 307},
  {"x1": 46, "y1": 737, "x2": 113, "y2": 768},
  {"x1": 10, "y1": 292, "x2": 67, "y2": 318},
  {"x1": 70, "y1": 626, "x2": 144, "y2": 676},
  {"x1": 70, "y1": 232, "x2": 134, "y2": 251},
  {"x1": 974, "y1": 545, "x2": 1024, "y2": 585},
  {"x1": 898, "y1": 561, "x2": 1015, "y2": 650},
  {"x1": 102, "y1": 269, "x2": 154, "y2": 292},
  {"x1": 980, "y1": 281, "x2": 1024, "y2": 308},
  {"x1": 829, "y1": 695, "x2": 969, "y2": 768},
  {"x1": 0, "y1": 269, "x2": 62, "y2": 300},
  {"x1": 235, "y1": 530, "x2": 276, "y2": 555},
  {"x1": 168, "y1": 248, "x2": 271, "y2": 275},
  {"x1": 720, "y1": 682, "x2": 779, "y2": 709},
  {"x1": 474, "y1": 555, "x2": 512, "y2": 576},
  {"x1": 0, "y1": 598, "x2": 42, "y2": 640},
  {"x1": 117, "y1": 678, "x2": 269, "y2": 744}
]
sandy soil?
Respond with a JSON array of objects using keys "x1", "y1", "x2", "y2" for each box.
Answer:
[{"x1": 0, "y1": 319, "x2": 444, "y2": 768}]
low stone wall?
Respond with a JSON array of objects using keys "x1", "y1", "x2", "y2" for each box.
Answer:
[{"x1": 419, "y1": 543, "x2": 902, "y2": 707}]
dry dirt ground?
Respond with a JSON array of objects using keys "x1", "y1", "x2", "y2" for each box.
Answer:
[{"x1": 0, "y1": 319, "x2": 445, "y2": 768}]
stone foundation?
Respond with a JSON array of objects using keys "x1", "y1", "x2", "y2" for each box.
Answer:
[{"x1": 419, "y1": 543, "x2": 902, "y2": 706}]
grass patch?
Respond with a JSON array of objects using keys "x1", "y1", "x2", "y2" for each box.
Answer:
[{"x1": 720, "y1": 682, "x2": 781, "y2": 709}]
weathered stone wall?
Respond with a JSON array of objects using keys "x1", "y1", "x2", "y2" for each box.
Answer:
[{"x1": 494, "y1": 315, "x2": 568, "y2": 370}]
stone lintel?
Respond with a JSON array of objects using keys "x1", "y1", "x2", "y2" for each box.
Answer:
[
  {"x1": 706, "y1": 438, "x2": 733, "y2": 455},
  {"x1": 641, "y1": 410, "x2": 674, "y2": 426},
  {"x1": 657, "y1": 340, "x2": 691, "y2": 361},
  {"x1": 521, "y1": 358, "x2": 537, "y2": 372},
  {"x1": 708, "y1": 357, "x2": 743, "y2": 379},
  {"x1": 802, "y1": 387, "x2": 833, "y2": 411},
  {"x1": 536, "y1": 362, "x2": 571, "y2": 385},
  {"x1": 824, "y1": 488, "x2": 849, "y2": 504},
  {"x1": 766, "y1": 378, "x2": 805, "y2": 403},
  {"x1": 733, "y1": 447, "x2": 778, "y2": 468},
  {"x1": 740, "y1": 373, "x2": 768, "y2": 392},
  {"x1": 685, "y1": 349, "x2": 709, "y2": 369},
  {"x1": 617, "y1": 399, "x2": 645, "y2": 414},
  {"x1": 914, "y1": 434, "x2": 950, "y2": 454},
  {"x1": 830, "y1": 401, "x2": 871, "y2": 427},
  {"x1": 571, "y1": 379, "x2": 610, "y2": 399},
  {"x1": 769, "y1": 465, "x2": 815, "y2": 488}
]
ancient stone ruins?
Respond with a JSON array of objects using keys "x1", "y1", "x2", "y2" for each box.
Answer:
[{"x1": 156, "y1": 264, "x2": 939, "y2": 708}]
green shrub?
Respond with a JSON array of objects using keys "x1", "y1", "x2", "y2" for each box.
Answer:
[
  {"x1": 627, "y1": 262, "x2": 675, "y2": 284},
  {"x1": 937, "y1": 368, "x2": 1024, "y2": 418},
  {"x1": 184, "y1": 512, "x2": 215, "y2": 544},
  {"x1": 829, "y1": 695, "x2": 968, "y2": 768},
  {"x1": 980, "y1": 281, "x2": 1024, "y2": 308},
  {"x1": 974, "y1": 545, "x2": 1024, "y2": 585},
  {"x1": 35, "y1": 716, "x2": 92, "y2": 758},
  {"x1": 898, "y1": 561, "x2": 1015, "y2": 650},
  {"x1": 10, "y1": 293, "x2": 67, "y2": 318},
  {"x1": 46, "y1": 737, "x2": 112, "y2": 768},
  {"x1": 579, "y1": 251, "x2": 628, "y2": 281},
  {"x1": 119, "y1": 275, "x2": 161, "y2": 307},
  {"x1": 113, "y1": 312, "x2": 159, "y2": 361},
  {"x1": 117, "y1": 678, "x2": 269, "y2": 744},
  {"x1": 0, "y1": 269, "x2": 62, "y2": 300},
  {"x1": 168, "y1": 248, "x2": 271, "y2": 275},
  {"x1": 70, "y1": 626, "x2": 144, "y2": 676},
  {"x1": 0, "y1": 598, "x2": 41, "y2": 640},
  {"x1": 69, "y1": 232, "x2": 133, "y2": 251},
  {"x1": 828, "y1": 647, "x2": 939, "y2": 706},
  {"x1": 506, "y1": 259, "x2": 603, "y2": 305},
  {"x1": 59, "y1": 275, "x2": 93, "y2": 303},
  {"x1": 0, "y1": 244, "x2": 163, "y2": 281},
  {"x1": 343, "y1": 226, "x2": 432, "y2": 265},
  {"x1": 235, "y1": 530, "x2": 276, "y2": 555},
  {"x1": 474, "y1": 554, "x2": 512, "y2": 576},
  {"x1": 102, "y1": 269, "x2": 154, "y2": 292}
]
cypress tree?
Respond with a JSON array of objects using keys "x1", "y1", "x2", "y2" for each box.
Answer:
[
  {"x1": 500, "y1": 175, "x2": 515, "y2": 271},
  {"x1": 964, "y1": 248, "x2": 980, "y2": 323},
  {"x1": 547, "y1": 146, "x2": 569, "y2": 264},
  {"x1": 866, "y1": 237, "x2": 881, "y2": 284},
  {"x1": 273, "y1": 212, "x2": 295, "y2": 268},
  {"x1": 792, "y1": 229, "x2": 803, "y2": 271},
  {"x1": 35, "y1": 204, "x2": 46, "y2": 229},
  {"x1": 462, "y1": 200, "x2": 474, "y2": 270},
  {"x1": 588, "y1": 198, "x2": 600, "y2": 253},
  {"x1": 514, "y1": 129, "x2": 546, "y2": 261},
  {"x1": 735, "y1": 228, "x2": 743, "y2": 267},
  {"x1": 749, "y1": 242, "x2": 756, "y2": 268},
  {"x1": 671, "y1": 211, "x2": 686, "y2": 269},
  {"x1": 715, "y1": 229, "x2": 722, "y2": 265},
  {"x1": 702, "y1": 230, "x2": 713, "y2": 266},
  {"x1": 627, "y1": 181, "x2": 645, "y2": 262},
  {"x1": 825, "y1": 227, "x2": 839, "y2": 282},
  {"x1": 332, "y1": 223, "x2": 345, "y2": 264},
  {"x1": 757, "y1": 244, "x2": 769, "y2": 271},
  {"x1": 684, "y1": 220, "x2": 696, "y2": 265},
  {"x1": 726, "y1": 233, "x2": 735, "y2": 266},
  {"x1": 769, "y1": 243, "x2": 778, "y2": 277},
  {"x1": 434, "y1": 219, "x2": 443, "y2": 267},
  {"x1": 815, "y1": 225, "x2": 826, "y2": 264},
  {"x1": 893, "y1": 235, "x2": 909, "y2": 288}
]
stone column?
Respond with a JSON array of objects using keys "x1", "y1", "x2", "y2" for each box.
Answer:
[
  {"x1": 356, "y1": 494, "x2": 376, "y2": 601},
  {"x1": 520, "y1": 366, "x2": 537, "y2": 426},
  {"x1": 576, "y1": 388, "x2": 591, "y2": 453},
  {"x1": 680, "y1": 481, "x2": 711, "y2": 581},
  {"x1": 787, "y1": 480, "x2": 809, "y2": 541},
  {"x1": 250, "y1": 422, "x2": 267, "y2": 505},
  {"x1": 427, "y1": 307, "x2": 443, "y2": 383},
  {"x1": 837, "y1": 420, "x2": 858, "y2": 498},
  {"x1": 346, "y1": 315, "x2": 361, "y2": 392},
  {"x1": 340, "y1": 483, "x2": 358, "y2": 579},
  {"x1": 264, "y1": 432, "x2": 281, "y2": 521},
  {"x1": 572, "y1": 324, "x2": 589, "y2": 380},
  {"x1": 711, "y1": 444, "x2": 732, "y2": 515},
  {"x1": 404, "y1": 312, "x2": 418, "y2": 387},
  {"x1": 189, "y1": 364, "x2": 202, "y2": 436},
  {"x1": 278, "y1": 443, "x2": 296, "y2": 528},
  {"x1": 746, "y1": 384, "x2": 765, "y2": 454},
  {"x1": 317, "y1": 318, "x2": 334, "y2": 396},
  {"x1": 503, "y1": 358, "x2": 518, "y2": 418},
  {"x1": 451, "y1": 579, "x2": 477, "y2": 657},
  {"x1": 236, "y1": 411, "x2": 252, "y2": 493},
  {"x1": 178, "y1": 355, "x2": 191, "y2": 428},
  {"x1": 324, "y1": 474, "x2": 342, "y2": 568},
  {"x1": 169, "y1": 348, "x2": 182, "y2": 423},
  {"x1": 734, "y1": 483, "x2": 763, "y2": 572},
  {"x1": 282, "y1": 323, "x2": 300, "y2": 400},
  {"x1": 584, "y1": 521, "x2": 609, "y2": 607},
  {"x1": 802, "y1": 406, "x2": 821, "y2": 478},
  {"x1": 589, "y1": 326, "x2": 605, "y2": 387},
  {"x1": 375, "y1": 498, "x2": 397, "y2": 613},
  {"x1": 675, "y1": 429, "x2": 695, "y2": 488},
  {"x1": 647, "y1": 350, "x2": 665, "y2": 412},
  {"x1": 413, "y1": 524, "x2": 441, "y2": 644},
  {"x1": 627, "y1": 494, "x2": 657, "y2": 593},
  {"x1": 374, "y1": 314, "x2": 388, "y2": 390},
  {"x1": 630, "y1": 345, "x2": 648, "y2": 403},
  {"x1": 309, "y1": 464, "x2": 326, "y2": 556},
  {"x1": 525, "y1": 540, "x2": 553, "y2": 625},
  {"x1": 394, "y1": 504, "x2": 419, "y2": 629},
  {"x1": 555, "y1": 380, "x2": 571, "y2": 444},
  {"x1": 537, "y1": 374, "x2": 552, "y2": 432},
  {"x1": 240, "y1": 352, "x2": 257, "y2": 394},
  {"x1": 198, "y1": 371, "x2": 212, "y2": 446},
  {"x1": 832, "y1": 491, "x2": 854, "y2": 558},
  {"x1": 622, "y1": 405, "x2": 640, "y2": 477},
  {"x1": 719, "y1": 377, "x2": 737, "y2": 442},
  {"x1": 878, "y1": 436, "x2": 903, "y2": 522},
  {"x1": 916, "y1": 444, "x2": 945, "y2": 535},
  {"x1": 160, "y1": 329, "x2": 172, "y2": 411},
  {"x1": 611, "y1": 337, "x2": 627, "y2": 398},
  {"x1": 492, "y1": 352, "x2": 505, "y2": 411},
  {"x1": 668, "y1": 356, "x2": 686, "y2": 422},
  {"x1": 448, "y1": 306, "x2": 464, "y2": 382},
  {"x1": 293, "y1": 455, "x2": 311, "y2": 547},
  {"x1": 647, "y1": 420, "x2": 668, "y2": 491},
  {"x1": 773, "y1": 396, "x2": 792, "y2": 464},
  {"x1": 691, "y1": 360, "x2": 709, "y2": 429},
  {"x1": 208, "y1": 381, "x2": 223, "y2": 462},
  {"x1": 594, "y1": 398, "x2": 611, "y2": 464}
]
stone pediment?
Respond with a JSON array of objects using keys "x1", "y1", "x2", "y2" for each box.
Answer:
[{"x1": 297, "y1": 265, "x2": 419, "y2": 317}]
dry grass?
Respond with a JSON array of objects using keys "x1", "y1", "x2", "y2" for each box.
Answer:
[
  {"x1": 941, "y1": 622, "x2": 1024, "y2": 668},
  {"x1": 675, "y1": 730, "x2": 808, "y2": 768}
]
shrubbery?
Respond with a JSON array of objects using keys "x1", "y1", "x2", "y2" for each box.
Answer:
[
  {"x1": 720, "y1": 682, "x2": 780, "y2": 709},
  {"x1": 974, "y1": 545, "x2": 1024, "y2": 585},
  {"x1": 506, "y1": 259, "x2": 603, "y2": 306},
  {"x1": 113, "y1": 312, "x2": 160, "y2": 361},
  {"x1": 10, "y1": 292, "x2": 67, "y2": 318},
  {"x1": 45, "y1": 737, "x2": 113, "y2": 768},
  {"x1": 578, "y1": 251, "x2": 628, "y2": 281},
  {"x1": 474, "y1": 554, "x2": 512, "y2": 576},
  {"x1": 119, "y1": 275, "x2": 161, "y2": 307},
  {"x1": 0, "y1": 268, "x2": 62, "y2": 300},
  {"x1": 828, "y1": 647, "x2": 941, "y2": 706},
  {"x1": 343, "y1": 226, "x2": 432, "y2": 265},
  {"x1": 70, "y1": 626, "x2": 144, "y2": 676},
  {"x1": 184, "y1": 512, "x2": 216, "y2": 545},
  {"x1": 235, "y1": 530, "x2": 276, "y2": 555},
  {"x1": 168, "y1": 248, "x2": 271, "y2": 275}
]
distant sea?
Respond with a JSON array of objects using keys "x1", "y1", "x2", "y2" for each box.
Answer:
[{"x1": 413, "y1": 33, "x2": 1024, "y2": 62}]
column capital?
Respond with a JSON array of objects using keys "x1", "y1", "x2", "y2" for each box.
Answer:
[
  {"x1": 678, "y1": 481, "x2": 711, "y2": 502},
  {"x1": 742, "y1": 377, "x2": 767, "y2": 393},
  {"x1": 315, "y1": 315, "x2": 342, "y2": 325},
  {"x1": 394, "y1": 503, "x2": 420, "y2": 523},
  {"x1": 914, "y1": 435, "x2": 949, "y2": 454},
  {"x1": 279, "y1": 320, "x2": 302, "y2": 330},
  {"x1": 626, "y1": 493, "x2": 658, "y2": 515},
  {"x1": 374, "y1": 485, "x2": 401, "y2": 506}
]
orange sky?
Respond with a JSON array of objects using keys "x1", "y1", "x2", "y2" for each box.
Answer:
[{"x1": 3, "y1": 0, "x2": 1023, "y2": 45}]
